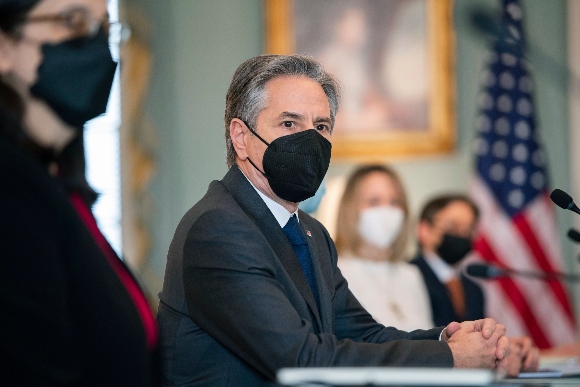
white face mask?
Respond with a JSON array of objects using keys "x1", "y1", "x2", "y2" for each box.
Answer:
[{"x1": 357, "y1": 205, "x2": 405, "y2": 249}]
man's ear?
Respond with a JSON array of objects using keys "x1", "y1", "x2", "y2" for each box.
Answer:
[
  {"x1": 417, "y1": 220, "x2": 431, "y2": 248},
  {"x1": 230, "y1": 118, "x2": 248, "y2": 161},
  {"x1": 418, "y1": 220, "x2": 441, "y2": 253}
]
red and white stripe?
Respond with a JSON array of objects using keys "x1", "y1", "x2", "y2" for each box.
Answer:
[{"x1": 469, "y1": 176, "x2": 576, "y2": 348}]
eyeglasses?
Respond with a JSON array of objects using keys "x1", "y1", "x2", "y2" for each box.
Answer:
[{"x1": 23, "y1": 7, "x2": 130, "y2": 45}]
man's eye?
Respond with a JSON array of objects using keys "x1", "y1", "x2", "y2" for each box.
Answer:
[
  {"x1": 316, "y1": 124, "x2": 329, "y2": 131},
  {"x1": 63, "y1": 8, "x2": 90, "y2": 33},
  {"x1": 282, "y1": 121, "x2": 294, "y2": 128}
]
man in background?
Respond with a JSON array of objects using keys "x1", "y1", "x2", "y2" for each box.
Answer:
[
  {"x1": 412, "y1": 194, "x2": 539, "y2": 373},
  {"x1": 412, "y1": 194, "x2": 484, "y2": 326}
]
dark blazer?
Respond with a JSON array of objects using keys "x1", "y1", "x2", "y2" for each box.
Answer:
[
  {"x1": 410, "y1": 253, "x2": 485, "y2": 327},
  {"x1": 0, "y1": 133, "x2": 160, "y2": 385},
  {"x1": 157, "y1": 166, "x2": 453, "y2": 386}
]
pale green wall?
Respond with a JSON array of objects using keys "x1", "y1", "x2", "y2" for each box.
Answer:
[
  {"x1": 523, "y1": 0, "x2": 573, "y2": 276},
  {"x1": 130, "y1": 0, "x2": 263, "y2": 291},
  {"x1": 131, "y1": 0, "x2": 574, "y2": 301}
]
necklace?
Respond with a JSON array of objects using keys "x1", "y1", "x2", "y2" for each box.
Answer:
[
  {"x1": 388, "y1": 302, "x2": 406, "y2": 321},
  {"x1": 384, "y1": 263, "x2": 407, "y2": 323}
]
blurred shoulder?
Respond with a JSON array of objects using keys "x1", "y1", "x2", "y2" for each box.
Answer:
[{"x1": 393, "y1": 261, "x2": 426, "y2": 282}]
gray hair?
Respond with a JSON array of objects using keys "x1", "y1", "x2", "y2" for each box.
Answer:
[{"x1": 224, "y1": 54, "x2": 341, "y2": 167}]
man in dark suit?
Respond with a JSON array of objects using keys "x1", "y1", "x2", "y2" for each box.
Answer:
[
  {"x1": 157, "y1": 55, "x2": 511, "y2": 386},
  {"x1": 411, "y1": 195, "x2": 485, "y2": 327},
  {"x1": 411, "y1": 194, "x2": 539, "y2": 374}
]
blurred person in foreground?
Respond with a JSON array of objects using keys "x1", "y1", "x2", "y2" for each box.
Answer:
[
  {"x1": 157, "y1": 54, "x2": 513, "y2": 386},
  {"x1": 335, "y1": 164, "x2": 433, "y2": 331},
  {"x1": 0, "y1": 0, "x2": 160, "y2": 384},
  {"x1": 412, "y1": 194, "x2": 539, "y2": 374}
]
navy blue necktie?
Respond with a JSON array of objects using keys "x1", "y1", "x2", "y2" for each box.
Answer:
[{"x1": 282, "y1": 215, "x2": 320, "y2": 310}]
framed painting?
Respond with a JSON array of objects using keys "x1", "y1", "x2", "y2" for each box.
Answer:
[{"x1": 265, "y1": 0, "x2": 455, "y2": 160}]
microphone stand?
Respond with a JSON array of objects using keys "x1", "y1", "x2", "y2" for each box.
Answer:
[
  {"x1": 465, "y1": 264, "x2": 580, "y2": 282},
  {"x1": 500, "y1": 268, "x2": 580, "y2": 282}
]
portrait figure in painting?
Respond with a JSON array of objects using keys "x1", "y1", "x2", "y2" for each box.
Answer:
[{"x1": 295, "y1": 0, "x2": 429, "y2": 134}]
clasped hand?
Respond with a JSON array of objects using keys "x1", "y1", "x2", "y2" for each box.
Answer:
[
  {"x1": 497, "y1": 336, "x2": 540, "y2": 376},
  {"x1": 444, "y1": 318, "x2": 510, "y2": 370}
]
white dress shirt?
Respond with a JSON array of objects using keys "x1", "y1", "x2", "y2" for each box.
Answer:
[
  {"x1": 242, "y1": 170, "x2": 297, "y2": 227},
  {"x1": 338, "y1": 255, "x2": 435, "y2": 331},
  {"x1": 423, "y1": 251, "x2": 457, "y2": 284}
]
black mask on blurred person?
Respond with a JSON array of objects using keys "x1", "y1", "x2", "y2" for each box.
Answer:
[
  {"x1": 436, "y1": 234, "x2": 473, "y2": 265},
  {"x1": 30, "y1": 28, "x2": 117, "y2": 128},
  {"x1": 243, "y1": 121, "x2": 332, "y2": 203}
]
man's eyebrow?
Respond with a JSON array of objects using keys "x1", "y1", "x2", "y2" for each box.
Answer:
[
  {"x1": 276, "y1": 112, "x2": 332, "y2": 124},
  {"x1": 276, "y1": 111, "x2": 304, "y2": 120},
  {"x1": 313, "y1": 116, "x2": 332, "y2": 124}
]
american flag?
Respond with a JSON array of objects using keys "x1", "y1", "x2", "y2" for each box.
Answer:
[{"x1": 469, "y1": 0, "x2": 576, "y2": 348}]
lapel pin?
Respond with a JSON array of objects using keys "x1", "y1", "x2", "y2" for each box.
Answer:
[{"x1": 306, "y1": 230, "x2": 312, "y2": 237}]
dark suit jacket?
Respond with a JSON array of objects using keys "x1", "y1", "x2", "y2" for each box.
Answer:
[
  {"x1": 0, "y1": 132, "x2": 160, "y2": 385},
  {"x1": 410, "y1": 254, "x2": 485, "y2": 327},
  {"x1": 157, "y1": 167, "x2": 453, "y2": 386}
]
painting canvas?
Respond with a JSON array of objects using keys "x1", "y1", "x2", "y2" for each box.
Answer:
[{"x1": 265, "y1": 0, "x2": 455, "y2": 160}]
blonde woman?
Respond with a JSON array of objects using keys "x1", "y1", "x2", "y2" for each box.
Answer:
[{"x1": 336, "y1": 165, "x2": 433, "y2": 330}]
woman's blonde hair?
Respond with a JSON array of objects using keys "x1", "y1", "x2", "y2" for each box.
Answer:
[{"x1": 335, "y1": 165, "x2": 409, "y2": 262}]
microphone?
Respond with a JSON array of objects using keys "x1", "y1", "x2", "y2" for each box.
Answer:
[
  {"x1": 465, "y1": 263, "x2": 580, "y2": 282},
  {"x1": 568, "y1": 228, "x2": 580, "y2": 244},
  {"x1": 550, "y1": 189, "x2": 580, "y2": 215},
  {"x1": 470, "y1": 10, "x2": 502, "y2": 37},
  {"x1": 468, "y1": 8, "x2": 522, "y2": 55},
  {"x1": 465, "y1": 263, "x2": 505, "y2": 279},
  {"x1": 470, "y1": 9, "x2": 511, "y2": 40}
]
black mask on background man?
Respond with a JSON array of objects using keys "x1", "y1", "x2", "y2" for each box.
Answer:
[
  {"x1": 436, "y1": 234, "x2": 472, "y2": 265},
  {"x1": 243, "y1": 121, "x2": 332, "y2": 203},
  {"x1": 30, "y1": 28, "x2": 117, "y2": 128}
]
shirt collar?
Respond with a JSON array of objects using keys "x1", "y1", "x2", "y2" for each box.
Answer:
[
  {"x1": 423, "y1": 251, "x2": 457, "y2": 283},
  {"x1": 240, "y1": 167, "x2": 298, "y2": 228}
]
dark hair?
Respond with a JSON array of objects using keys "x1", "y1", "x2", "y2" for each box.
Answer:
[
  {"x1": 0, "y1": 0, "x2": 98, "y2": 205},
  {"x1": 0, "y1": 0, "x2": 39, "y2": 124},
  {"x1": 419, "y1": 194, "x2": 480, "y2": 224},
  {"x1": 0, "y1": 0, "x2": 51, "y2": 160},
  {"x1": 224, "y1": 54, "x2": 341, "y2": 167},
  {"x1": 0, "y1": 0, "x2": 40, "y2": 35},
  {"x1": 57, "y1": 133, "x2": 98, "y2": 205}
]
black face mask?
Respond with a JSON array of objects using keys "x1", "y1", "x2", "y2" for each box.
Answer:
[
  {"x1": 436, "y1": 233, "x2": 472, "y2": 266},
  {"x1": 243, "y1": 121, "x2": 332, "y2": 203},
  {"x1": 30, "y1": 28, "x2": 118, "y2": 128}
]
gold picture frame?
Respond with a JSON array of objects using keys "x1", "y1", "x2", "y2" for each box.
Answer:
[{"x1": 265, "y1": 0, "x2": 455, "y2": 161}]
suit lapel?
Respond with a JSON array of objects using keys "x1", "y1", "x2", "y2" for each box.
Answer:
[
  {"x1": 221, "y1": 167, "x2": 323, "y2": 330},
  {"x1": 418, "y1": 255, "x2": 457, "y2": 321}
]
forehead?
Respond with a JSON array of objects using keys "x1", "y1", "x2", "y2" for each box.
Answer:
[
  {"x1": 435, "y1": 201, "x2": 476, "y2": 225},
  {"x1": 30, "y1": 0, "x2": 107, "y2": 16},
  {"x1": 358, "y1": 172, "x2": 398, "y2": 196},
  {"x1": 262, "y1": 75, "x2": 330, "y2": 112}
]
